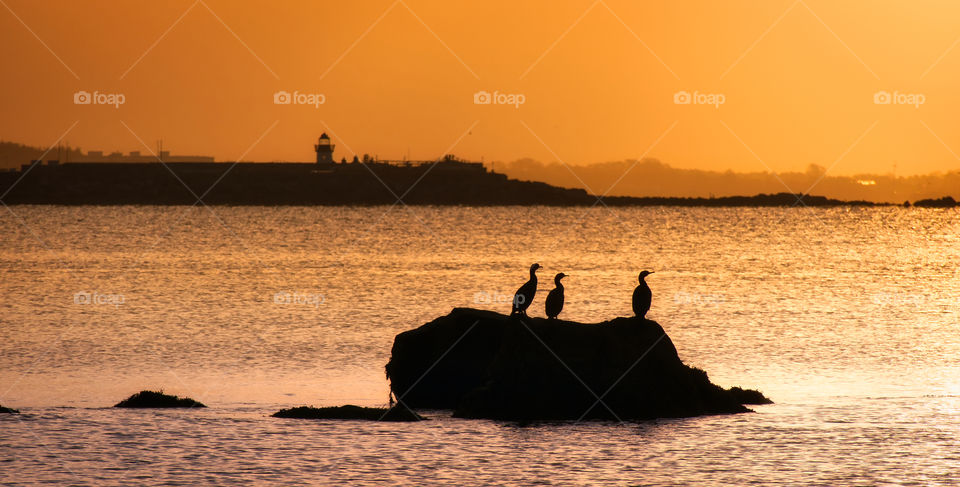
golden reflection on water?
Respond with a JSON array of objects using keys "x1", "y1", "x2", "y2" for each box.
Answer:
[
  {"x1": 1, "y1": 206, "x2": 958, "y2": 406},
  {"x1": 1, "y1": 206, "x2": 958, "y2": 485}
]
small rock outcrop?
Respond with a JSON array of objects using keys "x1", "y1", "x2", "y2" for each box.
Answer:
[
  {"x1": 272, "y1": 405, "x2": 424, "y2": 422},
  {"x1": 913, "y1": 196, "x2": 958, "y2": 208},
  {"x1": 114, "y1": 390, "x2": 206, "y2": 408},
  {"x1": 386, "y1": 308, "x2": 771, "y2": 421},
  {"x1": 0, "y1": 404, "x2": 19, "y2": 414}
]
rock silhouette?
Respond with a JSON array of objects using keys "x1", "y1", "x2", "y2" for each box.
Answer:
[
  {"x1": 114, "y1": 390, "x2": 206, "y2": 408},
  {"x1": 0, "y1": 404, "x2": 19, "y2": 414},
  {"x1": 913, "y1": 196, "x2": 958, "y2": 208},
  {"x1": 386, "y1": 308, "x2": 771, "y2": 421},
  {"x1": 272, "y1": 405, "x2": 424, "y2": 422}
]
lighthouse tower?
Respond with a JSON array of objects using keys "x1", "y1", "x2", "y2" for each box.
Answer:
[{"x1": 315, "y1": 133, "x2": 335, "y2": 164}]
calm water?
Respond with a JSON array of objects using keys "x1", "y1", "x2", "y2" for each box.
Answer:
[{"x1": 1, "y1": 206, "x2": 958, "y2": 486}]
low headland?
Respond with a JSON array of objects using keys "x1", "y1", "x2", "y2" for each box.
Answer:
[
  {"x1": 0, "y1": 159, "x2": 900, "y2": 206},
  {"x1": 386, "y1": 308, "x2": 771, "y2": 421}
]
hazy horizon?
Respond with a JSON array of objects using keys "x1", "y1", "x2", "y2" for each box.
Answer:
[{"x1": 4, "y1": 0, "x2": 960, "y2": 178}]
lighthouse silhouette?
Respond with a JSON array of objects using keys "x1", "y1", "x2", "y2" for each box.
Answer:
[{"x1": 315, "y1": 133, "x2": 335, "y2": 164}]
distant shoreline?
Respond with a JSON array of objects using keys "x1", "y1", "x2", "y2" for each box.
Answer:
[
  {"x1": 1, "y1": 199, "x2": 934, "y2": 208},
  {"x1": 1, "y1": 161, "x2": 955, "y2": 207}
]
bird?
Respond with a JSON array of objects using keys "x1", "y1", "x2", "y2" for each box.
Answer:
[
  {"x1": 512, "y1": 263, "x2": 540, "y2": 316},
  {"x1": 545, "y1": 272, "x2": 566, "y2": 319},
  {"x1": 633, "y1": 270, "x2": 654, "y2": 318}
]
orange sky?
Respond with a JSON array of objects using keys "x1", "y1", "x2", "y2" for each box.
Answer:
[{"x1": 2, "y1": 0, "x2": 959, "y2": 175}]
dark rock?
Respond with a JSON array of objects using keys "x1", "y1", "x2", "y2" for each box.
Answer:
[
  {"x1": 0, "y1": 405, "x2": 19, "y2": 414},
  {"x1": 386, "y1": 308, "x2": 771, "y2": 421},
  {"x1": 114, "y1": 390, "x2": 206, "y2": 408},
  {"x1": 272, "y1": 405, "x2": 424, "y2": 422},
  {"x1": 913, "y1": 196, "x2": 957, "y2": 208},
  {"x1": 726, "y1": 386, "x2": 774, "y2": 405}
]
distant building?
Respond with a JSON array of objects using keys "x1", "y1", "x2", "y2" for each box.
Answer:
[
  {"x1": 73, "y1": 149, "x2": 213, "y2": 163},
  {"x1": 315, "y1": 133, "x2": 335, "y2": 164}
]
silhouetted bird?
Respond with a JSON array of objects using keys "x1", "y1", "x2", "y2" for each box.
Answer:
[
  {"x1": 512, "y1": 263, "x2": 541, "y2": 317},
  {"x1": 545, "y1": 272, "x2": 566, "y2": 320},
  {"x1": 633, "y1": 270, "x2": 654, "y2": 318}
]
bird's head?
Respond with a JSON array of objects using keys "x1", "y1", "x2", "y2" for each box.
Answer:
[
  {"x1": 530, "y1": 263, "x2": 541, "y2": 273},
  {"x1": 554, "y1": 272, "x2": 566, "y2": 284},
  {"x1": 638, "y1": 270, "x2": 654, "y2": 281}
]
